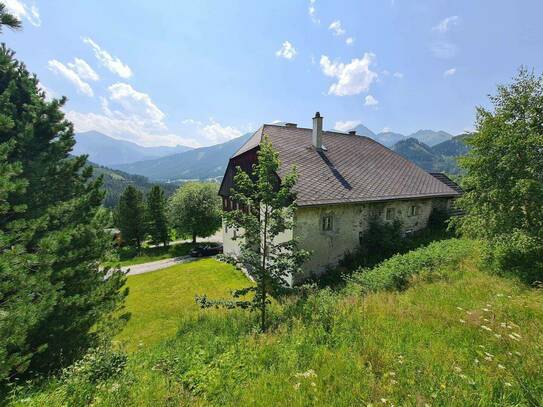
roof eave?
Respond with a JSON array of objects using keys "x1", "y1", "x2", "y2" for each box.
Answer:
[{"x1": 296, "y1": 192, "x2": 461, "y2": 208}]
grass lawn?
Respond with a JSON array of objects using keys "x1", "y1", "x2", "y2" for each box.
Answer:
[{"x1": 116, "y1": 258, "x2": 249, "y2": 351}]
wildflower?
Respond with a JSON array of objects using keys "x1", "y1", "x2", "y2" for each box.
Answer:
[
  {"x1": 494, "y1": 334, "x2": 502, "y2": 339},
  {"x1": 481, "y1": 325, "x2": 492, "y2": 332},
  {"x1": 311, "y1": 382, "x2": 316, "y2": 387},
  {"x1": 390, "y1": 379, "x2": 398, "y2": 385},
  {"x1": 514, "y1": 351, "x2": 522, "y2": 356},
  {"x1": 496, "y1": 293, "x2": 504, "y2": 297},
  {"x1": 484, "y1": 352, "x2": 494, "y2": 358},
  {"x1": 295, "y1": 369, "x2": 317, "y2": 379},
  {"x1": 474, "y1": 358, "x2": 480, "y2": 364},
  {"x1": 381, "y1": 398, "x2": 387, "y2": 403},
  {"x1": 454, "y1": 366, "x2": 462, "y2": 373},
  {"x1": 483, "y1": 308, "x2": 490, "y2": 312},
  {"x1": 507, "y1": 334, "x2": 520, "y2": 342},
  {"x1": 459, "y1": 319, "x2": 466, "y2": 323},
  {"x1": 440, "y1": 383, "x2": 446, "y2": 389},
  {"x1": 486, "y1": 304, "x2": 492, "y2": 308},
  {"x1": 456, "y1": 307, "x2": 463, "y2": 311},
  {"x1": 498, "y1": 364, "x2": 506, "y2": 370},
  {"x1": 293, "y1": 382, "x2": 301, "y2": 390},
  {"x1": 505, "y1": 382, "x2": 512, "y2": 387},
  {"x1": 511, "y1": 332, "x2": 522, "y2": 339}
]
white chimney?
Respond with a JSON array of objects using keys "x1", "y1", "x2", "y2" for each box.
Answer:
[{"x1": 312, "y1": 111, "x2": 323, "y2": 150}]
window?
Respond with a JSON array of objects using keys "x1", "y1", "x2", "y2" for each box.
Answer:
[
  {"x1": 385, "y1": 208, "x2": 395, "y2": 220},
  {"x1": 409, "y1": 205, "x2": 418, "y2": 217},
  {"x1": 322, "y1": 215, "x2": 333, "y2": 231}
]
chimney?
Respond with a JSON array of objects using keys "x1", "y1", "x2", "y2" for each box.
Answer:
[
  {"x1": 348, "y1": 130, "x2": 356, "y2": 135},
  {"x1": 285, "y1": 122, "x2": 297, "y2": 128},
  {"x1": 312, "y1": 111, "x2": 323, "y2": 149}
]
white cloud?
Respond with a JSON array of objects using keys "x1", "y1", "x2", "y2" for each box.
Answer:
[
  {"x1": 430, "y1": 41, "x2": 457, "y2": 59},
  {"x1": 364, "y1": 95, "x2": 379, "y2": 106},
  {"x1": 320, "y1": 53, "x2": 378, "y2": 96},
  {"x1": 275, "y1": 41, "x2": 296, "y2": 60},
  {"x1": 334, "y1": 120, "x2": 361, "y2": 132},
  {"x1": 346, "y1": 37, "x2": 354, "y2": 45},
  {"x1": 329, "y1": 20, "x2": 346, "y2": 36},
  {"x1": 393, "y1": 72, "x2": 404, "y2": 79},
  {"x1": 178, "y1": 118, "x2": 244, "y2": 147},
  {"x1": 443, "y1": 67, "x2": 457, "y2": 77},
  {"x1": 4, "y1": 0, "x2": 40, "y2": 26},
  {"x1": 83, "y1": 37, "x2": 132, "y2": 78},
  {"x1": 433, "y1": 16, "x2": 459, "y2": 33},
  {"x1": 66, "y1": 83, "x2": 184, "y2": 147},
  {"x1": 308, "y1": 0, "x2": 319, "y2": 23},
  {"x1": 48, "y1": 60, "x2": 94, "y2": 97},
  {"x1": 67, "y1": 58, "x2": 99, "y2": 81}
]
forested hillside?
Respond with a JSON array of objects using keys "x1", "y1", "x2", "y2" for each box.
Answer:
[{"x1": 88, "y1": 162, "x2": 178, "y2": 207}]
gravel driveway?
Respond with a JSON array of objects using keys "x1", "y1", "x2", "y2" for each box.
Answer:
[{"x1": 122, "y1": 255, "x2": 197, "y2": 276}]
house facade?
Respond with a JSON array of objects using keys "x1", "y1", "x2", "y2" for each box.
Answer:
[{"x1": 219, "y1": 113, "x2": 461, "y2": 280}]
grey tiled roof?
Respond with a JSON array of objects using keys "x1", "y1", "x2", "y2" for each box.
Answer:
[{"x1": 231, "y1": 124, "x2": 461, "y2": 207}]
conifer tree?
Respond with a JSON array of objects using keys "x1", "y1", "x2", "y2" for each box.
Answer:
[
  {"x1": 0, "y1": 44, "x2": 127, "y2": 378},
  {"x1": 117, "y1": 185, "x2": 146, "y2": 248},
  {"x1": 147, "y1": 185, "x2": 169, "y2": 247}
]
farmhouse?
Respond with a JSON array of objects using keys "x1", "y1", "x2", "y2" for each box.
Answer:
[{"x1": 219, "y1": 113, "x2": 461, "y2": 281}]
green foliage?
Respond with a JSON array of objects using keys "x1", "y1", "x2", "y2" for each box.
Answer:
[
  {"x1": 452, "y1": 67, "x2": 543, "y2": 283},
  {"x1": 168, "y1": 182, "x2": 221, "y2": 243},
  {"x1": 0, "y1": 44, "x2": 127, "y2": 380},
  {"x1": 341, "y1": 219, "x2": 404, "y2": 271},
  {"x1": 0, "y1": 3, "x2": 21, "y2": 33},
  {"x1": 348, "y1": 238, "x2": 473, "y2": 292},
  {"x1": 88, "y1": 162, "x2": 177, "y2": 209},
  {"x1": 197, "y1": 136, "x2": 310, "y2": 332},
  {"x1": 146, "y1": 185, "x2": 169, "y2": 247},
  {"x1": 8, "y1": 245, "x2": 543, "y2": 406},
  {"x1": 116, "y1": 185, "x2": 146, "y2": 248}
]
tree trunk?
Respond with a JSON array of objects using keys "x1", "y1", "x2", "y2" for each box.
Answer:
[
  {"x1": 260, "y1": 206, "x2": 268, "y2": 333},
  {"x1": 192, "y1": 232, "x2": 197, "y2": 244}
]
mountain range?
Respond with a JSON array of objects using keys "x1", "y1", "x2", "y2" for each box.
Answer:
[
  {"x1": 73, "y1": 131, "x2": 193, "y2": 166},
  {"x1": 351, "y1": 124, "x2": 453, "y2": 147},
  {"x1": 74, "y1": 125, "x2": 467, "y2": 183},
  {"x1": 112, "y1": 132, "x2": 253, "y2": 181}
]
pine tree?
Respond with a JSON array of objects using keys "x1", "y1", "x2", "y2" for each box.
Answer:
[
  {"x1": 168, "y1": 182, "x2": 221, "y2": 243},
  {"x1": 0, "y1": 44, "x2": 127, "y2": 378},
  {"x1": 0, "y1": 3, "x2": 21, "y2": 33},
  {"x1": 197, "y1": 137, "x2": 310, "y2": 332},
  {"x1": 117, "y1": 185, "x2": 146, "y2": 248},
  {"x1": 147, "y1": 185, "x2": 169, "y2": 247}
]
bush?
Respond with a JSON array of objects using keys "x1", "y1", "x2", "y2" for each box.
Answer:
[
  {"x1": 348, "y1": 238, "x2": 473, "y2": 292},
  {"x1": 61, "y1": 346, "x2": 127, "y2": 385},
  {"x1": 340, "y1": 219, "x2": 405, "y2": 270},
  {"x1": 483, "y1": 231, "x2": 543, "y2": 284},
  {"x1": 428, "y1": 207, "x2": 449, "y2": 231}
]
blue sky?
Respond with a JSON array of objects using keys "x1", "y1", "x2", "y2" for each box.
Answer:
[{"x1": 3, "y1": 0, "x2": 543, "y2": 147}]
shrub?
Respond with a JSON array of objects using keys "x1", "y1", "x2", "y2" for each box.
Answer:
[
  {"x1": 340, "y1": 219, "x2": 405, "y2": 270},
  {"x1": 348, "y1": 238, "x2": 473, "y2": 292},
  {"x1": 482, "y1": 231, "x2": 543, "y2": 284},
  {"x1": 61, "y1": 346, "x2": 127, "y2": 385}
]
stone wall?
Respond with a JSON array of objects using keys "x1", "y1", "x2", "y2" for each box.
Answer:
[{"x1": 294, "y1": 198, "x2": 442, "y2": 276}]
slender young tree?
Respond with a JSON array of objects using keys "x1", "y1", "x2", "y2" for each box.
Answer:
[
  {"x1": 117, "y1": 185, "x2": 146, "y2": 248},
  {"x1": 147, "y1": 185, "x2": 169, "y2": 247},
  {"x1": 452, "y1": 67, "x2": 543, "y2": 281},
  {"x1": 197, "y1": 137, "x2": 310, "y2": 332},
  {"x1": 0, "y1": 2, "x2": 21, "y2": 33},
  {"x1": 168, "y1": 182, "x2": 221, "y2": 243},
  {"x1": 0, "y1": 44, "x2": 127, "y2": 378}
]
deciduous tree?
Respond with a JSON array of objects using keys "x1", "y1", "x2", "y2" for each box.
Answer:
[
  {"x1": 197, "y1": 137, "x2": 310, "y2": 332},
  {"x1": 452, "y1": 67, "x2": 543, "y2": 282},
  {"x1": 168, "y1": 182, "x2": 221, "y2": 243}
]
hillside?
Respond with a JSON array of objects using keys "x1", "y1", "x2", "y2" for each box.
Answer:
[
  {"x1": 408, "y1": 129, "x2": 454, "y2": 146},
  {"x1": 73, "y1": 131, "x2": 192, "y2": 166},
  {"x1": 88, "y1": 162, "x2": 178, "y2": 207},
  {"x1": 113, "y1": 132, "x2": 253, "y2": 181},
  {"x1": 392, "y1": 134, "x2": 470, "y2": 174},
  {"x1": 17, "y1": 239, "x2": 543, "y2": 406}
]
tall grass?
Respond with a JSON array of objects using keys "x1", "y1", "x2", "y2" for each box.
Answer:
[{"x1": 7, "y1": 239, "x2": 543, "y2": 406}]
